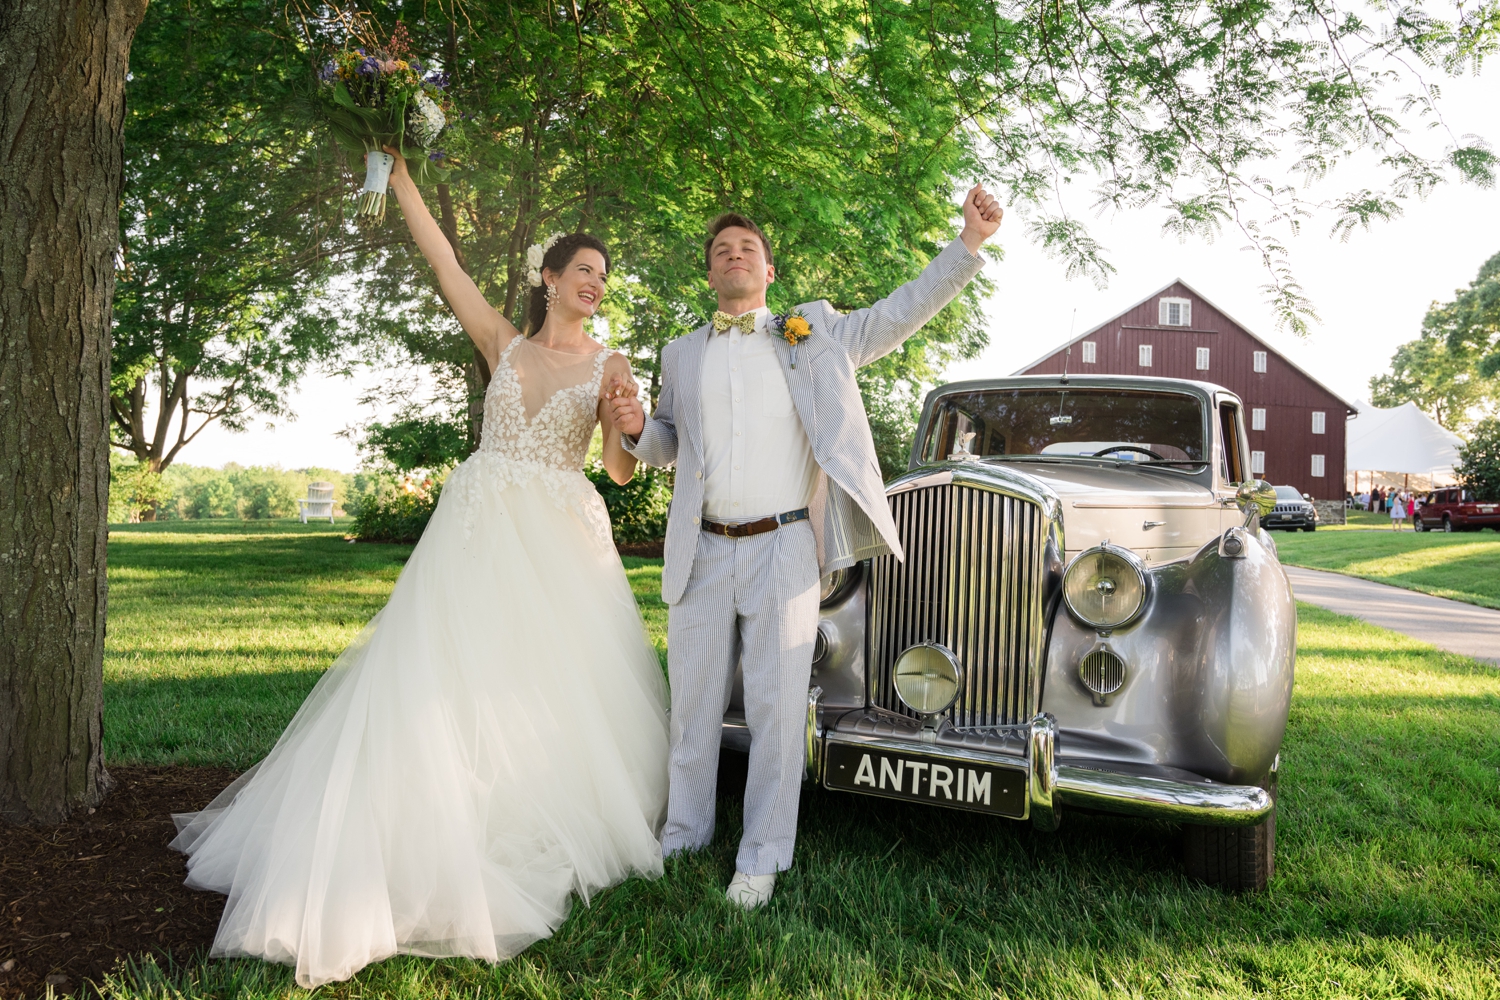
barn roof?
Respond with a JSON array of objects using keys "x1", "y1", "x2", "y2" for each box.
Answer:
[{"x1": 1011, "y1": 278, "x2": 1358, "y2": 414}]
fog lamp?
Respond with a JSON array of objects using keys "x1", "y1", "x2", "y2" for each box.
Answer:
[
  {"x1": 892, "y1": 643, "x2": 963, "y2": 716},
  {"x1": 1063, "y1": 544, "x2": 1148, "y2": 630}
]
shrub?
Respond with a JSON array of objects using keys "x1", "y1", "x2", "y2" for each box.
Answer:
[
  {"x1": 350, "y1": 471, "x2": 442, "y2": 543},
  {"x1": 186, "y1": 475, "x2": 240, "y2": 519},
  {"x1": 1456, "y1": 417, "x2": 1500, "y2": 501},
  {"x1": 587, "y1": 462, "x2": 672, "y2": 545}
]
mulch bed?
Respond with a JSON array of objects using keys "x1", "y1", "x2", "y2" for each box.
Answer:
[{"x1": 1, "y1": 767, "x2": 240, "y2": 999}]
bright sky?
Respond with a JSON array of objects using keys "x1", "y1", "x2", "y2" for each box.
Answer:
[{"x1": 181, "y1": 76, "x2": 1498, "y2": 472}]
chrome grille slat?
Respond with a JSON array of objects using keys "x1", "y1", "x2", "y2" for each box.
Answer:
[{"x1": 868, "y1": 483, "x2": 1046, "y2": 729}]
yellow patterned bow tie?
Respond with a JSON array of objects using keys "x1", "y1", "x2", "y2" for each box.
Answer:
[{"x1": 711, "y1": 310, "x2": 757, "y2": 335}]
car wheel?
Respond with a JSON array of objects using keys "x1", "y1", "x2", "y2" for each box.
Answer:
[
  {"x1": 1443, "y1": 517, "x2": 1454, "y2": 532},
  {"x1": 1183, "y1": 789, "x2": 1276, "y2": 892},
  {"x1": 1414, "y1": 518, "x2": 1426, "y2": 532}
]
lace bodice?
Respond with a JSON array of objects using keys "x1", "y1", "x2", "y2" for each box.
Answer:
[
  {"x1": 478, "y1": 337, "x2": 610, "y2": 469},
  {"x1": 443, "y1": 337, "x2": 617, "y2": 549}
]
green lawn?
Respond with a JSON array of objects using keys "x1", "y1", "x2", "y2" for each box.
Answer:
[
  {"x1": 1274, "y1": 522, "x2": 1500, "y2": 610},
  {"x1": 100, "y1": 521, "x2": 1500, "y2": 999}
]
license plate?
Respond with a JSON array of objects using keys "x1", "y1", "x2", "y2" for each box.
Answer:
[{"x1": 823, "y1": 741, "x2": 1027, "y2": 817}]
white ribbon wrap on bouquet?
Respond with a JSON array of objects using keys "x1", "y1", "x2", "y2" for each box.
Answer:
[{"x1": 362, "y1": 151, "x2": 396, "y2": 194}]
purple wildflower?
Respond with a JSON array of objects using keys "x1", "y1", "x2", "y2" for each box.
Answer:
[
  {"x1": 318, "y1": 60, "x2": 337, "y2": 81},
  {"x1": 428, "y1": 150, "x2": 446, "y2": 162},
  {"x1": 358, "y1": 56, "x2": 380, "y2": 76},
  {"x1": 424, "y1": 71, "x2": 449, "y2": 89}
]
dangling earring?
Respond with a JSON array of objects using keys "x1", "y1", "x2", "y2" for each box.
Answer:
[{"x1": 545, "y1": 283, "x2": 559, "y2": 308}]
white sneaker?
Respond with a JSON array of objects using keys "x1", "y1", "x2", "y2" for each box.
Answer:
[{"x1": 725, "y1": 870, "x2": 776, "y2": 909}]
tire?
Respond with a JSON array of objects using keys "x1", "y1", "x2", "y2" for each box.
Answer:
[
  {"x1": 1414, "y1": 518, "x2": 1426, "y2": 532},
  {"x1": 1183, "y1": 791, "x2": 1276, "y2": 892},
  {"x1": 1302, "y1": 524, "x2": 1316, "y2": 532},
  {"x1": 1443, "y1": 517, "x2": 1454, "y2": 533}
]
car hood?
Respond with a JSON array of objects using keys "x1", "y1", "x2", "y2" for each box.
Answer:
[{"x1": 925, "y1": 459, "x2": 1227, "y2": 563}]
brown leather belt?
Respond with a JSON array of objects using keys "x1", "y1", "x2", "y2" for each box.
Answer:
[{"x1": 701, "y1": 507, "x2": 810, "y2": 538}]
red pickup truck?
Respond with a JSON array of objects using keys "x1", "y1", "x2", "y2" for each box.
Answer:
[{"x1": 1415, "y1": 487, "x2": 1500, "y2": 532}]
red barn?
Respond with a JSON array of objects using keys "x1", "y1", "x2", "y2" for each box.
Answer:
[{"x1": 1015, "y1": 280, "x2": 1356, "y2": 518}]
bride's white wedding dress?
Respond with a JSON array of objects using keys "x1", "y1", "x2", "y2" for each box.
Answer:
[{"x1": 172, "y1": 337, "x2": 669, "y2": 988}]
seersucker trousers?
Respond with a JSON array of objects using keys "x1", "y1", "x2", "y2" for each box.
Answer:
[{"x1": 660, "y1": 519, "x2": 819, "y2": 876}]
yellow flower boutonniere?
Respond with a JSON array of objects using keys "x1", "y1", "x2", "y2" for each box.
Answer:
[{"x1": 772, "y1": 311, "x2": 812, "y2": 368}]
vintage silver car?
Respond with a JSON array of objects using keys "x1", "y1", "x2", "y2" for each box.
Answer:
[{"x1": 725, "y1": 375, "x2": 1296, "y2": 891}]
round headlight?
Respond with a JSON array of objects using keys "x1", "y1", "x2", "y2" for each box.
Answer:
[
  {"x1": 892, "y1": 643, "x2": 963, "y2": 716},
  {"x1": 1063, "y1": 544, "x2": 1148, "y2": 630}
]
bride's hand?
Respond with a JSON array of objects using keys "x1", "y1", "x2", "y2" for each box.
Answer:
[{"x1": 381, "y1": 146, "x2": 411, "y2": 185}]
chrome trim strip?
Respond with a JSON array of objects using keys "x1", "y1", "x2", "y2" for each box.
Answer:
[
  {"x1": 1071, "y1": 502, "x2": 1216, "y2": 509},
  {"x1": 805, "y1": 686, "x2": 825, "y2": 784},
  {"x1": 1054, "y1": 766, "x2": 1273, "y2": 826},
  {"x1": 1027, "y1": 713, "x2": 1059, "y2": 830}
]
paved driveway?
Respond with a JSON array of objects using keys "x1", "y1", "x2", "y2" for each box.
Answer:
[{"x1": 1283, "y1": 565, "x2": 1500, "y2": 665}]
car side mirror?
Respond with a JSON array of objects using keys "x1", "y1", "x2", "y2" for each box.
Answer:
[
  {"x1": 1302, "y1": 493, "x2": 1311, "y2": 501},
  {"x1": 1236, "y1": 480, "x2": 1277, "y2": 526}
]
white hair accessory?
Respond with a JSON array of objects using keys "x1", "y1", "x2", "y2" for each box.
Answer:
[{"x1": 525, "y1": 232, "x2": 565, "y2": 287}]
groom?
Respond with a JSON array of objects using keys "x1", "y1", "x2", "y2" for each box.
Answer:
[{"x1": 609, "y1": 186, "x2": 1003, "y2": 907}]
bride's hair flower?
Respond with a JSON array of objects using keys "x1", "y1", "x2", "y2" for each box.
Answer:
[{"x1": 525, "y1": 233, "x2": 565, "y2": 287}]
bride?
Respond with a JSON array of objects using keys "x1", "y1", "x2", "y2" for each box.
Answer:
[{"x1": 171, "y1": 149, "x2": 669, "y2": 988}]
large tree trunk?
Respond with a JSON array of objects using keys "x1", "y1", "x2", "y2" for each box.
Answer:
[{"x1": 0, "y1": 0, "x2": 147, "y2": 825}]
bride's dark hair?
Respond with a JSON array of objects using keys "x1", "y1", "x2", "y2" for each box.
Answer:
[{"x1": 526, "y1": 233, "x2": 612, "y2": 336}]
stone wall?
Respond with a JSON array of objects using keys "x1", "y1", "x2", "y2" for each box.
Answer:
[{"x1": 1314, "y1": 500, "x2": 1347, "y2": 525}]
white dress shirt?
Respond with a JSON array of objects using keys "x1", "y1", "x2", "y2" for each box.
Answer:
[{"x1": 699, "y1": 308, "x2": 819, "y2": 521}]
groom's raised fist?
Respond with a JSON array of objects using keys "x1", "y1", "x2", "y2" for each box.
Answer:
[{"x1": 959, "y1": 184, "x2": 1003, "y2": 254}]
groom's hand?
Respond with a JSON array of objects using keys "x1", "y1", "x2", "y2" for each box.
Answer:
[
  {"x1": 609, "y1": 393, "x2": 645, "y2": 437},
  {"x1": 959, "y1": 184, "x2": 1003, "y2": 254}
]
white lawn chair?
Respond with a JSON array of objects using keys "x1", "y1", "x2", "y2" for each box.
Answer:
[{"x1": 298, "y1": 482, "x2": 336, "y2": 524}]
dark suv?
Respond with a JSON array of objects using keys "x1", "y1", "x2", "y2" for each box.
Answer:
[
  {"x1": 1415, "y1": 487, "x2": 1500, "y2": 532},
  {"x1": 1262, "y1": 486, "x2": 1317, "y2": 531}
]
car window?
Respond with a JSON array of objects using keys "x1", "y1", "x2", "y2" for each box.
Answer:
[
  {"x1": 1274, "y1": 487, "x2": 1302, "y2": 501},
  {"x1": 921, "y1": 388, "x2": 1206, "y2": 466}
]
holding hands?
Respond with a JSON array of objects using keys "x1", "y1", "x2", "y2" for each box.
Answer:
[
  {"x1": 605, "y1": 375, "x2": 645, "y2": 437},
  {"x1": 959, "y1": 184, "x2": 1004, "y2": 254}
]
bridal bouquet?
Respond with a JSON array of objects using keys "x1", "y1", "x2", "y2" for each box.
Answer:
[{"x1": 317, "y1": 22, "x2": 455, "y2": 226}]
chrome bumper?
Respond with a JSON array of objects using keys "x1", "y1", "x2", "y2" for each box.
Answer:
[{"x1": 805, "y1": 697, "x2": 1273, "y2": 828}]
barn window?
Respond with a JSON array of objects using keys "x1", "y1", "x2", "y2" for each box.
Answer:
[
  {"x1": 1196, "y1": 347, "x2": 1210, "y2": 370},
  {"x1": 1251, "y1": 451, "x2": 1266, "y2": 474},
  {"x1": 1311, "y1": 454, "x2": 1326, "y2": 478},
  {"x1": 1159, "y1": 297, "x2": 1192, "y2": 327},
  {"x1": 1081, "y1": 340, "x2": 1096, "y2": 363},
  {"x1": 1253, "y1": 351, "x2": 1268, "y2": 373},
  {"x1": 1311, "y1": 411, "x2": 1326, "y2": 434},
  {"x1": 1139, "y1": 344, "x2": 1153, "y2": 367},
  {"x1": 1252, "y1": 408, "x2": 1266, "y2": 431}
]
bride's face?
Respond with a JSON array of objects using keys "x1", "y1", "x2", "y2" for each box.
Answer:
[{"x1": 545, "y1": 249, "x2": 608, "y2": 319}]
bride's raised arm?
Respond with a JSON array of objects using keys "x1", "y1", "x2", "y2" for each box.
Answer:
[{"x1": 384, "y1": 149, "x2": 517, "y2": 370}]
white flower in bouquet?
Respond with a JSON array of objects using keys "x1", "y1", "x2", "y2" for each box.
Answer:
[{"x1": 411, "y1": 91, "x2": 447, "y2": 147}]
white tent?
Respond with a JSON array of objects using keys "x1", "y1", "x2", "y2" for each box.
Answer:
[{"x1": 1346, "y1": 399, "x2": 1465, "y2": 476}]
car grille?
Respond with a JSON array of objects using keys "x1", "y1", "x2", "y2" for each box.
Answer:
[
  {"x1": 867, "y1": 482, "x2": 1048, "y2": 730},
  {"x1": 1271, "y1": 503, "x2": 1309, "y2": 515}
]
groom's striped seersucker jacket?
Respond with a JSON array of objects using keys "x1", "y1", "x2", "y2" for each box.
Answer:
[{"x1": 623, "y1": 237, "x2": 985, "y2": 605}]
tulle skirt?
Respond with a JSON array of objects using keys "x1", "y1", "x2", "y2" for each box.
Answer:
[{"x1": 171, "y1": 466, "x2": 669, "y2": 988}]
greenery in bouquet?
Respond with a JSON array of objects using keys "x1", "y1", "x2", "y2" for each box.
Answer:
[{"x1": 317, "y1": 21, "x2": 456, "y2": 226}]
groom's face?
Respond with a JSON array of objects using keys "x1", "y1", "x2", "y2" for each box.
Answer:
[{"x1": 707, "y1": 226, "x2": 775, "y2": 302}]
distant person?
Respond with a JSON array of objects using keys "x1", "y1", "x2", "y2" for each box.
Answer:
[{"x1": 1390, "y1": 490, "x2": 1407, "y2": 530}]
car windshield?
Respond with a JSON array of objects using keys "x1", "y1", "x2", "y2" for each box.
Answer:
[
  {"x1": 919, "y1": 387, "x2": 1207, "y2": 466},
  {"x1": 1274, "y1": 487, "x2": 1302, "y2": 501}
]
